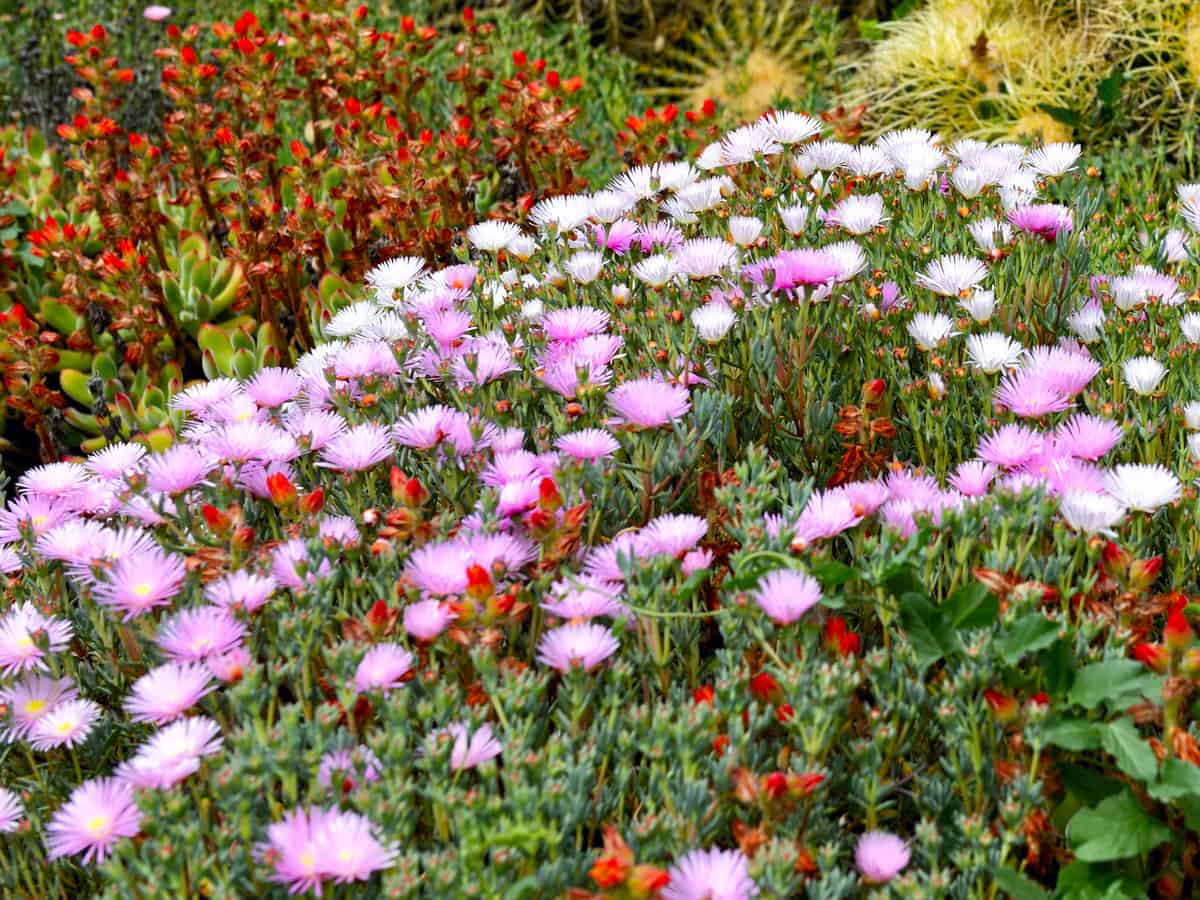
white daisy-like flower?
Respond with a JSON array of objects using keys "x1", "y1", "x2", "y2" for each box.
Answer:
[
  {"x1": 1162, "y1": 228, "x2": 1190, "y2": 264},
  {"x1": 759, "y1": 110, "x2": 822, "y2": 145},
  {"x1": 728, "y1": 216, "x2": 764, "y2": 247},
  {"x1": 965, "y1": 332, "x2": 1024, "y2": 373},
  {"x1": 1184, "y1": 401, "x2": 1200, "y2": 431},
  {"x1": 691, "y1": 303, "x2": 736, "y2": 343},
  {"x1": 916, "y1": 254, "x2": 989, "y2": 297},
  {"x1": 1181, "y1": 313, "x2": 1200, "y2": 343},
  {"x1": 795, "y1": 140, "x2": 854, "y2": 176},
  {"x1": 847, "y1": 145, "x2": 893, "y2": 177},
  {"x1": 1026, "y1": 142, "x2": 1082, "y2": 177},
  {"x1": 1122, "y1": 356, "x2": 1166, "y2": 396},
  {"x1": 325, "y1": 301, "x2": 380, "y2": 339},
  {"x1": 466, "y1": 220, "x2": 521, "y2": 252},
  {"x1": 821, "y1": 240, "x2": 867, "y2": 282},
  {"x1": 875, "y1": 128, "x2": 937, "y2": 160},
  {"x1": 778, "y1": 202, "x2": 810, "y2": 235},
  {"x1": 507, "y1": 235, "x2": 537, "y2": 261},
  {"x1": 1066, "y1": 304, "x2": 1105, "y2": 343},
  {"x1": 717, "y1": 123, "x2": 783, "y2": 165},
  {"x1": 632, "y1": 254, "x2": 676, "y2": 289},
  {"x1": 951, "y1": 166, "x2": 989, "y2": 198},
  {"x1": 958, "y1": 289, "x2": 996, "y2": 323},
  {"x1": 826, "y1": 194, "x2": 887, "y2": 235},
  {"x1": 588, "y1": 190, "x2": 636, "y2": 223},
  {"x1": 1189, "y1": 433, "x2": 1200, "y2": 463},
  {"x1": 529, "y1": 195, "x2": 591, "y2": 232},
  {"x1": 608, "y1": 162, "x2": 698, "y2": 200},
  {"x1": 365, "y1": 256, "x2": 425, "y2": 292},
  {"x1": 673, "y1": 178, "x2": 731, "y2": 215},
  {"x1": 928, "y1": 371, "x2": 947, "y2": 398},
  {"x1": 695, "y1": 141, "x2": 726, "y2": 171},
  {"x1": 1178, "y1": 183, "x2": 1200, "y2": 205},
  {"x1": 564, "y1": 251, "x2": 604, "y2": 285},
  {"x1": 674, "y1": 238, "x2": 738, "y2": 279},
  {"x1": 968, "y1": 218, "x2": 1013, "y2": 253},
  {"x1": 1104, "y1": 464, "x2": 1180, "y2": 512},
  {"x1": 999, "y1": 169, "x2": 1039, "y2": 209},
  {"x1": 1059, "y1": 490, "x2": 1125, "y2": 535},
  {"x1": 907, "y1": 313, "x2": 956, "y2": 351}
]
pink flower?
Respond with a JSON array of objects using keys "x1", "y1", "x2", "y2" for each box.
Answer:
[
  {"x1": 403, "y1": 599, "x2": 457, "y2": 641},
  {"x1": 354, "y1": 644, "x2": 414, "y2": 693},
  {"x1": 767, "y1": 248, "x2": 841, "y2": 293},
  {"x1": 1055, "y1": 413, "x2": 1122, "y2": 461},
  {"x1": 447, "y1": 722, "x2": 503, "y2": 770},
  {"x1": 753, "y1": 569, "x2": 822, "y2": 625},
  {"x1": 46, "y1": 778, "x2": 141, "y2": 865},
  {"x1": 855, "y1": 830, "x2": 910, "y2": 883},
  {"x1": 948, "y1": 460, "x2": 997, "y2": 497},
  {"x1": 318, "y1": 424, "x2": 394, "y2": 472},
  {"x1": 977, "y1": 424, "x2": 1046, "y2": 469},
  {"x1": 257, "y1": 807, "x2": 397, "y2": 894},
  {"x1": 93, "y1": 547, "x2": 187, "y2": 621},
  {"x1": 156, "y1": 607, "x2": 245, "y2": 662},
  {"x1": 663, "y1": 848, "x2": 758, "y2": 900},
  {"x1": 0, "y1": 602, "x2": 72, "y2": 676},
  {"x1": 204, "y1": 571, "x2": 277, "y2": 613},
  {"x1": 536, "y1": 623, "x2": 619, "y2": 672},
  {"x1": 125, "y1": 663, "x2": 214, "y2": 724},
  {"x1": 116, "y1": 716, "x2": 223, "y2": 790},
  {"x1": 608, "y1": 379, "x2": 691, "y2": 429},
  {"x1": 636, "y1": 514, "x2": 708, "y2": 558},
  {"x1": 30, "y1": 698, "x2": 100, "y2": 750},
  {"x1": 1008, "y1": 203, "x2": 1073, "y2": 241},
  {"x1": 143, "y1": 5, "x2": 172, "y2": 21},
  {"x1": 541, "y1": 578, "x2": 627, "y2": 621},
  {"x1": 0, "y1": 787, "x2": 23, "y2": 833},
  {"x1": 994, "y1": 370, "x2": 1072, "y2": 418}
]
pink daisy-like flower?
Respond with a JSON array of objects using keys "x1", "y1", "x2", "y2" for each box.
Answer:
[
  {"x1": 354, "y1": 644, "x2": 414, "y2": 693},
  {"x1": 116, "y1": 716, "x2": 224, "y2": 790},
  {"x1": 637, "y1": 514, "x2": 708, "y2": 558},
  {"x1": 1055, "y1": 414, "x2": 1122, "y2": 461},
  {"x1": 125, "y1": 663, "x2": 214, "y2": 724},
  {"x1": 608, "y1": 379, "x2": 691, "y2": 429},
  {"x1": 156, "y1": 607, "x2": 246, "y2": 663},
  {"x1": 258, "y1": 807, "x2": 397, "y2": 894},
  {"x1": 30, "y1": 698, "x2": 101, "y2": 751},
  {"x1": 204, "y1": 570, "x2": 277, "y2": 613},
  {"x1": 543, "y1": 306, "x2": 610, "y2": 343},
  {"x1": 402, "y1": 599, "x2": 457, "y2": 642},
  {"x1": 272, "y1": 539, "x2": 332, "y2": 591},
  {"x1": 663, "y1": 847, "x2": 758, "y2": 900},
  {"x1": 143, "y1": 5, "x2": 172, "y2": 21},
  {"x1": 767, "y1": 248, "x2": 842, "y2": 293},
  {"x1": 85, "y1": 441, "x2": 146, "y2": 481},
  {"x1": 855, "y1": 830, "x2": 910, "y2": 883},
  {"x1": 753, "y1": 569, "x2": 822, "y2": 625},
  {"x1": 582, "y1": 532, "x2": 642, "y2": 583},
  {"x1": 977, "y1": 424, "x2": 1046, "y2": 469},
  {"x1": 245, "y1": 367, "x2": 303, "y2": 407},
  {"x1": 948, "y1": 460, "x2": 998, "y2": 497},
  {"x1": 542, "y1": 578, "x2": 627, "y2": 621},
  {"x1": 993, "y1": 371, "x2": 1071, "y2": 418},
  {"x1": 35, "y1": 518, "x2": 108, "y2": 565},
  {"x1": 0, "y1": 787, "x2": 23, "y2": 833},
  {"x1": 447, "y1": 722, "x2": 503, "y2": 770},
  {"x1": 556, "y1": 429, "x2": 620, "y2": 462},
  {"x1": 392, "y1": 405, "x2": 472, "y2": 452},
  {"x1": 1, "y1": 675, "x2": 77, "y2": 741},
  {"x1": 284, "y1": 409, "x2": 347, "y2": 451},
  {"x1": 318, "y1": 747, "x2": 381, "y2": 792},
  {"x1": 144, "y1": 445, "x2": 213, "y2": 494},
  {"x1": 1023, "y1": 346, "x2": 1101, "y2": 396},
  {"x1": 46, "y1": 778, "x2": 141, "y2": 865},
  {"x1": 536, "y1": 623, "x2": 619, "y2": 672},
  {"x1": 93, "y1": 547, "x2": 187, "y2": 621},
  {"x1": 318, "y1": 424, "x2": 394, "y2": 472},
  {"x1": 792, "y1": 491, "x2": 864, "y2": 547},
  {"x1": 18, "y1": 462, "x2": 90, "y2": 503},
  {"x1": 1008, "y1": 203, "x2": 1073, "y2": 241},
  {"x1": 206, "y1": 646, "x2": 251, "y2": 683},
  {"x1": 0, "y1": 602, "x2": 72, "y2": 676},
  {"x1": 321, "y1": 810, "x2": 400, "y2": 887},
  {"x1": 0, "y1": 494, "x2": 73, "y2": 545}
]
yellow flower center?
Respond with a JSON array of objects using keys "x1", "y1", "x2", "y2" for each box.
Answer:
[
  {"x1": 23, "y1": 699, "x2": 46, "y2": 715},
  {"x1": 299, "y1": 851, "x2": 315, "y2": 870},
  {"x1": 132, "y1": 583, "x2": 153, "y2": 597},
  {"x1": 86, "y1": 815, "x2": 109, "y2": 835},
  {"x1": 56, "y1": 719, "x2": 76, "y2": 734}
]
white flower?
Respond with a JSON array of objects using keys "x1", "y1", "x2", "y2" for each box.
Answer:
[
  {"x1": 1182, "y1": 313, "x2": 1200, "y2": 343},
  {"x1": 718, "y1": 123, "x2": 783, "y2": 165},
  {"x1": 1067, "y1": 304, "x2": 1104, "y2": 343},
  {"x1": 632, "y1": 255, "x2": 676, "y2": 289},
  {"x1": 691, "y1": 303, "x2": 736, "y2": 342},
  {"x1": 466, "y1": 220, "x2": 521, "y2": 252},
  {"x1": 965, "y1": 332, "x2": 1024, "y2": 373},
  {"x1": 847, "y1": 145, "x2": 893, "y2": 177},
  {"x1": 927, "y1": 372, "x2": 946, "y2": 398},
  {"x1": 325, "y1": 302, "x2": 380, "y2": 339},
  {"x1": 674, "y1": 238, "x2": 738, "y2": 279},
  {"x1": 1059, "y1": 490, "x2": 1125, "y2": 535},
  {"x1": 1190, "y1": 433, "x2": 1200, "y2": 463},
  {"x1": 827, "y1": 194, "x2": 887, "y2": 235},
  {"x1": 907, "y1": 313, "x2": 956, "y2": 350},
  {"x1": 1103, "y1": 464, "x2": 1181, "y2": 512},
  {"x1": 507, "y1": 235, "x2": 537, "y2": 261},
  {"x1": 959, "y1": 289, "x2": 996, "y2": 323},
  {"x1": 1184, "y1": 401, "x2": 1200, "y2": 430},
  {"x1": 366, "y1": 256, "x2": 426, "y2": 292},
  {"x1": 1026, "y1": 142, "x2": 1081, "y2": 176},
  {"x1": 916, "y1": 254, "x2": 989, "y2": 296},
  {"x1": 822, "y1": 240, "x2": 867, "y2": 281},
  {"x1": 1162, "y1": 228, "x2": 1190, "y2": 264},
  {"x1": 795, "y1": 140, "x2": 853, "y2": 176},
  {"x1": 1122, "y1": 356, "x2": 1166, "y2": 396},
  {"x1": 588, "y1": 190, "x2": 636, "y2": 223},
  {"x1": 778, "y1": 203, "x2": 810, "y2": 235},
  {"x1": 1178, "y1": 183, "x2": 1200, "y2": 205},
  {"x1": 609, "y1": 162, "x2": 698, "y2": 200},
  {"x1": 520, "y1": 300, "x2": 544, "y2": 321},
  {"x1": 529, "y1": 195, "x2": 591, "y2": 232},
  {"x1": 1179, "y1": 198, "x2": 1200, "y2": 235},
  {"x1": 565, "y1": 252, "x2": 604, "y2": 285},
  {"x1": 951, "y1": 166, "x2": 988, "y2": 198},
  {"x1": 759, "y1": 110, "x2": 822, "y2": 145},
  {"x1": 728, "y1": 216, "x2": 764, "y2": 247},
  {"x1": 968, "y1": 219, "x2": 1013, "y2": 252}
]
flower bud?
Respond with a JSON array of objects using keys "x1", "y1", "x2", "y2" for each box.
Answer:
[
  {"x1": 266, "y1": 472, "x2": 297, "y2": 508},
  {"x1": 1132, "y1": 642, "x2": 1169, "y2": 673}
]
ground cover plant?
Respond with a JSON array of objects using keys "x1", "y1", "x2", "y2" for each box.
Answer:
[{"x1": 6, "y1": 57, "x2": 1200, "y2": 894}]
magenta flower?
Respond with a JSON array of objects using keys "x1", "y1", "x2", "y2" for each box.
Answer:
[
  {"x1": 792, "y1": 491, "x2": 863, "y2": 547},
  {"x1": 1023, "y1": 346, "x2": 1100, "y2": 396},
  {"x1": 594, "y1": 219, "x2": 639, "y2": 254},
  {"x1": 663, "y1": 848, "x2": 758, "y2": 900},
  {"x1": 258, "y1": 807, "x2": 397, "y2": 894},
  {"x1": 30, "y1": 698, "x2": 100, "y2": 751},
  {"x1": 753, "y1": 569, "x2": 822, "y2": 625},
  {"x1": 354, "y1": 644, "x2": 414, "y2": 693},
  {"x1": 855, "y1": 830, "x2": 910, "y2": 883},
  {"x1": 402, "y1": 599, "x2": 456, "y2": 641},
  {"x1": 1055, "y1": 413, "x2": 1122, "y2": 461},
  {"x1": 34, "y1": 518, "x2": 109, "y2": 564},
  {"x1": 93, "y1": 547, "x2": 187, "y2": 620},
  {"x1": 392, "y1": 405, "x2": 472, "y2": 452},
  {"x1": 977, "y1": 424, "x2": 1046, "y2": 469},
  {"x1": 17, "y1": 461, "x2": 90, "y2": 503},
  {"x1": 635, "y1": 221, "x2": 685, "y2": 252},
  {"x1": 543, "y1": 306, "x2": 610, "y2": 343},
  {"x1": 117, "y1": 716, "x2": 223, "y2": 790},
  {"x1": 1008, "y1": 203, "x2": 1073, "y2": 241},
  {"x1": 318, "y1": 424, "x2": 394, "y2": 472},
  {"x1": 608, "y1": 378, "x2": 691, "y2": 429},
  {"x1": 204, "y1": 570, "x2": 277, "y2": 613},
  {"x1": 0, "y1": 602, "x2": 73, "y2": 675},
  {"x1": 46, "y1": 778, "x2": 141, "y2": 865},
  {"x1": 317, "y1": 746, "x2": 381, "y2": 791},
  {"x1": 143, "y1": 5, "x2": 172, "y2": 21},
  {"x1": 447, "y1": 722, "x2": 503, "y2": 770},
  {"x1": 245, "y1": 367, "x2": 302, "y2": 407},
  {"x1": 0, "y1": 787, "x2": 23, "y2": 833},
  {"x1": 144, "y1": 444, "x2": 213, "y2": 494},
  {"x1": 993, "y1": 370, "x2": 1072, "y2": 418},
  {"x1": 767, "y1": 248, "x2": 841, "y2": 293},
  {"x1": 542, "y1": 578, "x2": 627, "y2": 621},
  {"x1": 1, "y1": 675, "x2": 77, "y2": 741},
  {"x1": 156, "y1": 607, "x2": 246, "y2": 663},
  {"x1": 537, "y1": 623, "x2": 619, "y2": 673},
  {"x1": 125, "y1": 663, "x2": 214, "y2": 724},
  {"x1": 948, "y1": 460, "x2": 997, "y2": 497},
  {"x1": 636, "y1": 514, "x2": 708, "y2": 558}
]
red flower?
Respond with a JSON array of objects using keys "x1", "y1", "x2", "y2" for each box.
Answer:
[
  {"x1": 512, "y1": 49, "x2": 527, "y2": 68},
  {"x1": 214, "y1": 126, "x2": 235, "y2": 146},
  {"x1": 1133, "y1": 642, "x2": 1169, "y2": 673},
  {"x1": 749, "y1": 672, "x2": 778, "y2": 702},
  {"x1": 1166, "y1": 608, "x2": 1195, "y2": 653},
  {"x1": 345, "y1": 97, "x2": 361, "y2": 117},
  {"x1": 266, "y1": 472, "x2": 296, "y2": 507},
  {"x1": 692, "y1": 684, "x2": 715, "y2": 705},
  {"x1": 66, "y1": 30, "x2": 87, "y2": 47},
  {"x1": 762, "y1": 772, "x2": 788, "y2": 799},
  {"x1": 713, "y1": 734, "x2": 730, "y2": 757},
  {"x1": 590, "y1": 855, "x2": 627, "y2": 889},
  {"x1": 400, "y1": 15, "x2": 414, "y2": 33},
  {"x1": 563, "y1": 75, "x2": 583, "y2": 93},
  {"x1": 546, "y1": 70, "x2": 561, "y2": 89},
  {"x1": 983, "y1": 688, "x2": 1018, "y2": 722},
  {"x1": 233, "y1": 10, "x2": 258, "y2": 36},
  {"x1": 701, "y1": 98, "x2": 716, "y2": 117}
]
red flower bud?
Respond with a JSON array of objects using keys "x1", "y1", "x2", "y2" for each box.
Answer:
[
  {"x1": 465, "y1": 563, "x2": 493, "y2": 601},
  {"x1": 345, "y1": 97, "x2": 361, "y2": 116},
  {"x1": 403, "y1": 477, "x2": 428, "y2": 508},
  {"x1": 662, "y1": 103, "x2": 679, "y2": 123},
  {"x1": 749, "y1": 672, "x2": 778, "y2": 702},
  {"x1": 400, "y1": 15, "x2": 414, "y2": 32},
  {"x1": 202, "y1": 503, "x2": 231, "y2": 535},
  {"x1": 1132, "y1": 642, "x2": 1169, "y2": 673},
  {"x1": 215, "y1": 126, "x2": 235, "y2": 146},
  {"x1": 1166, "y1": 608, "x2": 1194, "y2": 653},
  {"x1": 538, "y1": 477, "x2": 561, "y2": 512},
  {"x1": 563, "y1": 75, "x2": 583, "y2": 93},
  {"x1": 1128, "y1": 556, "x2": 1162, "y2": 591},
  {"x1": 532, "y1": 58, "x2": 546, "y2": 74},
  {"x1": 66, "y1": 30, "x2": 87, "y2": 47},
  {"x1": 983, "y1": 688, "x2": 1018, "y2": 722},
  {"x1": 701, "y1": 98, "x2": 716, "y2": 117},
  {"x1": 1101, "y1": 541, "x2": 1130, "y2": 578},
  {"x1": 266, "y1": 472, "x2": 297, "y2": 507},
  {"x1": 512, "y1": 49, "x2": 527, "y2": 68},
  {"x1": 776, "y1": 703, "x2": 795, "y2": 723},
  {"x1": 366, "y1": 599, "x2": 390, "y2": 631},
  {"x1": 589, "y1": 855, "x2": 627, "y2": 889},
  {"x1": 90, "y1": 24, "x2": 107, "y2": 42},
  {"x1": 231, "y1": 526, "x2": 255, "y2": 551},
  {"x1": 692, "y1": 684, "x2": 714, "y2": 705},
  {"x1": 629, "y1": 864, "x2": 670, "y2": 893},
  {"x1": 300, "y1": 488, "x2": 325, "y2": 515},
  {"x1": 462, "y1": 6, "x2": 475, "y2": 24},
  {"x1": 355, "y1": 4, "x2": 368, "y2": 19},
  {"x1": 789, "y1": 772, "x2": 824, "y2": 795},
  {"x1": 862, "y1": 378, "x2": 886, "y2": 404},
  {"x1": 713, "y1": 734, "x2": 730, "y2": 757},
  {"x1": 763, "y1": 771, "x2": 788, "y2": 799},
  {"x1": 546, "y1": 70, "x2": 561, "y2": 89}
]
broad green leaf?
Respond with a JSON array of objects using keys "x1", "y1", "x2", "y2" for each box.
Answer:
[
  {"x1": 1149, "y1": 758, "x2": 1200, "y2": 802},
  {"x1": 1044, "y1": 719, "x2": 1102, "y2": 752},
  {"x1": 943, "y1": 582, "x2": 998, "y2": 630},
  {"x1": 809, "y1": 559, "x2": 855, "y2": 589},
  {"x1": 897, "y1": 592, "x2": 958, "y2": 669},
  {"x1": 1098, "y1": 718, "x2": 1156, "y2": 783},
  {"x1": 1068, "y1": 788, "x2": 1171, "y2": 862},
  {"x1": 1068, "y1": 659, "x2": 1161, "y2": 710},
  {"x1": 997, "y1": 613, "x2": 1061, "y2": 665},
  {"x1": 994, "y1": 866, "x2": 1048, "y2": 900}
]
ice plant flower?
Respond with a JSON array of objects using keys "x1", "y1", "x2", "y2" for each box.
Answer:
[
  {"x1": 907, "y1": 313, "x2": 955, "y2": 350},
  {"x1": 855, "y1": 831, "x2": 910, "y2": 883},
  {"x1": 93, "y1": 548, "x2": 187, "y2": 620},
  {"x1": 752, "y1": 569, "x2": 822, "y2": 625},
  {"x1": 258, "y1": 807, "x2": 397, "y2": 893},
  {"x1": 156, "y1": 607, "x2": 246, "y2": 662},
  {"x1": 402, "y1": 599, "x2": 457, "y2": 641},
  {"x1": 116, "y1": 716, "x2": 224, "y2": 789},
  {"x1": 663, "y1": 848, "x2": 758, "y2": 900},
  {"x1": 204, "y1": 571, "x2": 277, "y2": 613},
  {"x1": 555, "y1": 429, "x2": 620, "y2": 462},
  {"x1": 1008, "y1": 203, "x2": 1073, "y2": 241},
  {"x1": 537, "y1": 623, "x2": 619, "y2": 672},
  {"x1": 916, "y1": 254, "x2": 988, "y2": 296},
  {"x1": 125, "y1": 663, "x2": 214, "y2": 724},
  {"x1": 1122, "y1": 356, "x2": 1166, "y2": 396},
  {"x1": 354, "y1": 645, "x2": 414, "y2": 693},
  {"x1": 30, "y1": 699, "x2": 101, "y2": 751},
  {"x1": 0, "y1": 787, "x2": 22, "y2": 832},
  {"x1": 46, "y1": 778, "x2": 141, "y2": 865},
  {"x1": 447, "y1": 722, "x2": 503, "y2": 770},
  {"x1": 1103, "y1": 464, "x2": 1181, "y2": 512},
  {"x1": 965, "y1": 332, "x2": 1024, "y2": 372},
  {"x1": 608, "y1": 379, "x2": 691, "y2": 429},
  {"x1": 0, "y1": 602, "x2": 73, "y2": 675},
  {"x1": 1, "y1": 675, "x2": 77, "y2": 741}
]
